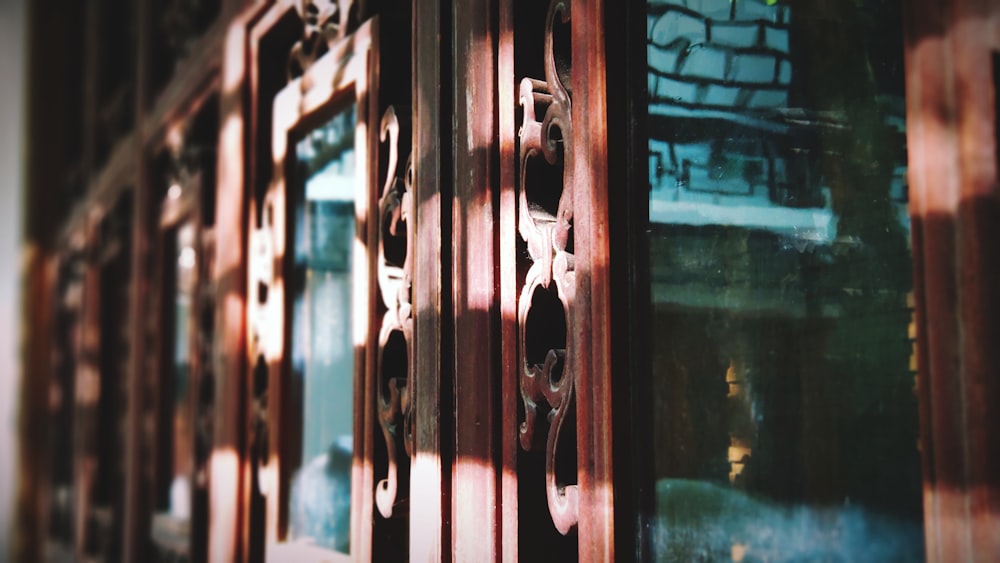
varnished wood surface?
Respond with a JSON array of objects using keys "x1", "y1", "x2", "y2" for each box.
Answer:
[
  {"x1": 28, "y1": 0, "x2": 1000, "y2": 561},
  {"x1": 451, "y1": 0, "x2": 500, "y2": 560},
  {"x1": 571, "y1": 0, "x2": 615, "y2": 560},
  {"x1": 497, "y1": 0, "x2": 519, "y2": 560},
  {"x1": 411, "y1": 0, "x2": 447, "y2": 560},
  {"x1": 904, "y1": 0, "x2": 1000, "y2": 560}
]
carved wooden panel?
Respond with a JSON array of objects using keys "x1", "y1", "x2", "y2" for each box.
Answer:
[
  {"x1": 374, "y1": 106, "x2": 415, "y2": 519},
  {"x1": 289, "y1": 0, "x2": 359, "y2": 78},
  {"x1": 248, "y1": 17, "x2": 381, "y2": 560},
  {"x1": 516, "y1": 0, "x2": 579, "y2": 536}
]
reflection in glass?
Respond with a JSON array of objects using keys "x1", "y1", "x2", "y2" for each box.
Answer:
[
  {"x1": 645, "y1": 0, "x2": 921, "y2": 559},
  {"x1": 287, "y1": 104, "x2": 356, "y2": 553}
]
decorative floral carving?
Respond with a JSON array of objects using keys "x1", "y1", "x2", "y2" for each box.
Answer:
[
  {"x1": 517, "y1": 0, "x2": 578, "y2": 536},
  {"x1": 375, "y1": 106, "x2": 414, "y2": 519},
  {"x1": 289, "y1": 0, "x2": 358, "y2": 78}
]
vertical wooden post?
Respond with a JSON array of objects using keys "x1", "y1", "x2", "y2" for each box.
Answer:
[
  {"x1": 497, "y1": 0, "x2": 519, "y2": 560},
  {"x1": 123, "y1": 0, "x2": 151, "y2": 561},
  {"x1": 451, "y1": 0, "x2": 499, "y2": 560},
  {"x1": 904, "y1": 0, "x2": 1000, "y2": 559},
  {"x1": 572, "y1": 0, "x2": 615, "y2": 559},
  {"x1": 210, "y1": 11, "x2": 250, "y2": 563},
  {"x1": 412, "y1": 0, "x2": 448, "y2": 559}
]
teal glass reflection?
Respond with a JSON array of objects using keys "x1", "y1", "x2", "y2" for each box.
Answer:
[
  {"x1": 287, "y1": 103, "x2": 356, "y2": 553},
  {"x1": 646, "y1": 0, "x2": 922, "y2": 560}
]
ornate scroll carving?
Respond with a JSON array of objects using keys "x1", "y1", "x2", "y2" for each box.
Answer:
[
  {"x1": 289, "y1": 0, "x2": 358, "y2": 78},
  {"x1": 375, "y1": 106, "x2": 415, "y2": 518},
  {"x1": 517, "y1": 0, "x2": 578, "y2": 536}
]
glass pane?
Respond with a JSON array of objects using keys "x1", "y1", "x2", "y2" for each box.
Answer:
[
  {"x1": 645, "y1": 1, "x2": 922, "y2": 560},
  {"x1": 287, "y1": 104, "x2": 356, "y2": 553},
  {"x1": 170, "y1": 222, "x2": 196, "y2": 520}
]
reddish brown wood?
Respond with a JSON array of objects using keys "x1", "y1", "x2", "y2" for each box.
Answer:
[
  {"x1": 15, "y1": 250, "x2": 56, "y2": 563},
  {"x1": 127, "y1": 17, "x2": 153, "y2": 558},
  {"x1": 451, "y1": 0, "x2": 499, "y2": 561},
  {"x1": 497, "y1": 0, "x2": 519, "y2": 560},
  {"x1": 410, "y1": 0, "x2": 447, "y2": 559},
  {"x1": 571, "y1": 0, "x2": 614, "y2": 559},
  {"x1": 904, "y1": 0, "x2": 1000, "y2": 560},
  {"x1": 951, "y1": 1, "x2": 1000, "y2": 556},
  {"x1": 30, "y1": 0, "x2": 1000, "y2": 561},
  {"x1": 252, "y1": 15, "x2": 379, "y2": 562},
  {"x1": 16, "y1": 10, "x2": 95, "y2": 556},
  {"x1": 214, "y1": 10, "x2": 264, "y2": 563},
  {"x1": 233, "y1": 8, "x2": 286, "y2": 561},
  {"x1": 73, "y1": 215, "x2": 102, "y2": 560}
]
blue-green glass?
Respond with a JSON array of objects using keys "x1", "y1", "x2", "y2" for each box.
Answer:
[
  {"x1": 287, "y1": 104, "x2": 356, "y2": 553},
  {"x1": 645, "y1": 1, "x2": 922, "y2": 559}
]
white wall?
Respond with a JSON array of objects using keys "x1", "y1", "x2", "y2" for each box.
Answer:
[{"x1": 0, "y1": 0, "x2": 26, "y2": 557}]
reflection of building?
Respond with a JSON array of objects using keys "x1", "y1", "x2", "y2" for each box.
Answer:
[
  {"x1": 645, "y1": 6, "x2": 922, "y2": 559},
  {"x1": 648, "y1": 0, "x2": 910, "y2": 242},
  {"x1": 6, "y1": 0, "x2": 1000, "y2": 561},
  {"x1": 648, "y1": 1, "x2": 820, "y2": 236}
]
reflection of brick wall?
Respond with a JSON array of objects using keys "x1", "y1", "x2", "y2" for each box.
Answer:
[
  {"x1": 646, "y1": 1, "x2": 831, "y2": 212},
  {"x1": 648, "y1": 0, "x2": 791, "y2": 112}
]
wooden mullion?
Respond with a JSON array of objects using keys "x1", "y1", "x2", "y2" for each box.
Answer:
[
  {"x1": 903, "y1": 0, "x2": 1000, "y2": 559},
  {"x1": 451, "y1": 0, "x2": 500, "y2": 560},
  {"x1": 361, "y1": 21, "x2": 378, "y2": 561},
  {"x1": 497, "y1": 0, "x2": 518, "y2": 560},
  {"x1": 948, "y1": 1, "x2": 1000, "y2": 554},
  {"x1": 903, "y1": 1, "x2": 967, "y2": 559},
  {"x1": 73, "y1": 214, "x2": 102, "y2": 560},
  {"x1": 571, "y1": 0, "x2": 614, "y2": 559},
  {"x1": 411, "y1": 0, "x2": 448, "y2": 558},
  {"x1": 124, "y1": 0, "x2": 152, "y2": 547},
  {"x1": 210, "y1": 6, "x2": 261, "y2": 561},
  {"x1": 237, "y1": 5, "x2": 304, "y2": 561}
]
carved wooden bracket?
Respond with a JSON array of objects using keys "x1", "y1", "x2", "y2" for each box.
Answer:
[
  {"x1": 289, "y1": 0, "x2": 358, "y2": 78},
  {"x1": 517, "y1": 0, "x2": 578, "y2": 536},
  {"x1": 375, "y1": 106, "x2": 415, "y2": 519}
]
